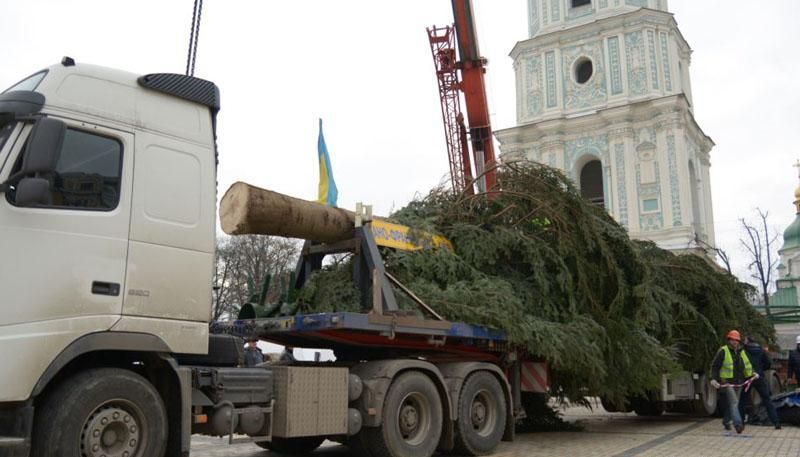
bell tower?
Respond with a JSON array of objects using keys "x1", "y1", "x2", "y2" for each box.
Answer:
[{"x1": 499, "y1": 0, "x2": 715, "y2": 252}]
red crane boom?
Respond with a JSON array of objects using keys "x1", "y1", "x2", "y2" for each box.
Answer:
[
  {"x1": 427, "y1": 25, "x2": 474, "y2": 195},
  {"x1": 428, "y1": 0, "x2": 498, "y2": 195}
]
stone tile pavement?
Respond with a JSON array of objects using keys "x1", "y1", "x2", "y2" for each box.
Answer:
[{"x1": 192, "y1": 404, "x2": 800, "y2": 457}]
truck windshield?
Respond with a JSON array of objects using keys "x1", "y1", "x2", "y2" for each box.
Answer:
[{"x1": 2, "y1": 71, "x2": 47, "y2": 94}]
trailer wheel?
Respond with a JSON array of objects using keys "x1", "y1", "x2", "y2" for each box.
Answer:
[
  {"x1": 363, "y1": 371, "x2": 443, "y2": 457},
  {"x1": 751, "y1": 370, "x2": 783, "y2": 411},
  {"x1": 256, "y1": 436, "x2": 325, "y2": 454},
  {"x1": 31, "y1": 368, "x2": 167, "y2": 457},
  {"x1": 631, "y1": 396, "x2": 664, "y2": 417},
  {"x1": 768, "y1": 369, "x2": 782, "y2": 395},
  {"x1": 600, "y1": 397, "x2": 631, "y2": 413},
  {"x1": 691, "y1": 374, "x2": 719, "y2": 416},
  {"x1": 452, "y1": 371, "x2": 506, "y2": 456}
]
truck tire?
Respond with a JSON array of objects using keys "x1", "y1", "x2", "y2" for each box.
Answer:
[
  {"x1": 750, "y1": 370, "x2": 783, "y2": 411},
  {"x1": 691, "y1": 374, "x2": 719, "y2": 416},
  {"x1": 768, "y1": 369, "x2": 782, "y2": 395},
  {"x1": 31, "y1": 367, "x2": 167, "y2": 457},
  {"x1": 452, "y1": 372, "x2": 506, "y2": 456},
  {"x1": 255, "y1": 436, "x2": 325, "y2": 454},
  {"x1": 362, "y1": 371, "x2": 443, "y2": 457},
  {"x1": 631, "y1": 396, "x2": 664, "y2": 417},
  {"x1": 600, "y1": 397, "x2": 631, "y2": 413}
]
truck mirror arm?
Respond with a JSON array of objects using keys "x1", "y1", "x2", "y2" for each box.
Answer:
[{"x1": 0, "y1": 171, "x2": 24, "y2": 193}]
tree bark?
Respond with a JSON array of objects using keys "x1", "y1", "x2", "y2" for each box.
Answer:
[{"x1": 220, "y1": 182, "x2": 357, "y2": 242}]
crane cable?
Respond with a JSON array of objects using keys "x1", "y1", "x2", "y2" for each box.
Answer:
[{"x1": 185, "y1": 0, "x2": 204, "y2": 76}]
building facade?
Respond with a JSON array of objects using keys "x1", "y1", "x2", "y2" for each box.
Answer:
[{"x1": 495, "y1": 0, "x2": 715, "y2": 251}]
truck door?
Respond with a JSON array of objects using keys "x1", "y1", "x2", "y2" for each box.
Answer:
[
  {"x1": 0, "y1": 120, "x2": 133, "y2": 330},
  {"x1": 116, "y1": 128, "x2": 216, "y2": 354}
]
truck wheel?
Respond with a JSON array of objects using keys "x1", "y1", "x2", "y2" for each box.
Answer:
[
  {"x1": 31, "y1": 368, "x2": 167, "y2": 457},
  {"x1": 631, "y1": 396, "x2": 664, "y2": 417},
  {"x1": 600, "y1": 397, "x2": 619, "y2": 413},
  {"x1": 752, "y1": 371, "x2": 783, "y2": 410},
  {"x1": 692, "y1": 374, "x2": 718, "y2": 416},
  {"x1": 768, "y1": 369, "x2": 782, "y2": 395},
  {"x1": 452, "y1": 372, "x2": 506, "y2": 456},
  {"x1": 600, "y1": 397, "x2": 631, "y2": 413},
  {"x1": 363, "y1": 371, "x2": 443, "y2": 457},
  {"x1": 256, "y1": 436, "x2": 325, "y2": 454}
]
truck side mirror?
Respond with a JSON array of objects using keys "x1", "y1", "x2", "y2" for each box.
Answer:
[
  {"x1": 14, "y1": 177, "x2": 50, "y2": 207},
  {"x1": 0, "y1": 117, "x2": 65, "y2": 193},
  {"x1": 21, "y1": 117, "x2": 65, "y2": 175}
]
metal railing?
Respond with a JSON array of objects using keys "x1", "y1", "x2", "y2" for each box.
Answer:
[{"x1": 752, "y1": 305, "x2": 800, "y2": 324}]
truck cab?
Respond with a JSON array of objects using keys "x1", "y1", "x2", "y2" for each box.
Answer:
[{"x1": 0, "y1": 60, "x2": 219, "y2": 456}]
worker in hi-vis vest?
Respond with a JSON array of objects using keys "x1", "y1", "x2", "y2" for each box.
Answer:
[{"x1": 710, "y1": 330, "x2": 758, "y2": 434}]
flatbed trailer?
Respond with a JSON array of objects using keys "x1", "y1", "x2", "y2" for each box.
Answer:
[
  {"x1": 207, "y1": 310, "x2": 548, "y2": 457},
  {"x1": 212, "y1": 311, "x2": 509, "y2": 360},
  {"x1": 199, "y1": 205, "x2": 553, "y2": 455}
]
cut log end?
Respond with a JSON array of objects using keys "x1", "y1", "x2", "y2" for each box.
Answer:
[
  {"x1": 220, "y1": 181, "x2": 252, "y2": 235},
  {"x1": 219, "y1": 181, "x2": 356, "y2": 242}
]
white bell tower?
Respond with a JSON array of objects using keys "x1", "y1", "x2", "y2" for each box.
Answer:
[{"x1": 498, "y1": 0, "x2": 715, "y2": 252}]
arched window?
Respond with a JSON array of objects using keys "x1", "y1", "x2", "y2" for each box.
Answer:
[{"x1": 580, "y1": 160, "x2": 604, "y2": 207}]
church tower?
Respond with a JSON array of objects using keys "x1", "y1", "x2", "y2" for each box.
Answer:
[
  {"x1": 772, "y1": 171, "x2": 800, "y2": 307},
  {"x1": 495, "y1": 0, "x2": 715, "y2": 252}
]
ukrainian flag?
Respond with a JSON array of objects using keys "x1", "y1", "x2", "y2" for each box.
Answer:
[{"x1": 317, "y1": 119, "x2": 338, "y2": 207}]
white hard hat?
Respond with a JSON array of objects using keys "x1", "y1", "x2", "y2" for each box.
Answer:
[{"x1": 796, "y1": 335, "x2": 800, "y2": 345}]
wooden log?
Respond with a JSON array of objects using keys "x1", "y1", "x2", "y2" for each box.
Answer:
[{"x1": 220, "y1": 181, "x2": 356, "y2": 242}]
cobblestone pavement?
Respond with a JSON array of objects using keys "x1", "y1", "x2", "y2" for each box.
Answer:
[{"x1": 192, "y1": 404, "x2": 800, "y2": 457}]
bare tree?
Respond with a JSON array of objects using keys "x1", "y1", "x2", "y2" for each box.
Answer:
[
  {"x1": 739, "y1": 208, "x2": 779, "y2": 315},
  {"x1": 715, "y1": 247, "x2": 733, "y2": 275},
  {"x1": 212, "y1": 238, "x2": 240, "y2": 321},
  {"x1": 694, "y1": 235, "x2": 732, "y2": 274},
  {"x1": 212, "y1": 235, "x2": 300, "y2": 320}
]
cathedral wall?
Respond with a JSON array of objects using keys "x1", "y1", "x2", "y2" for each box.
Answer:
[
  {"x1": 501, "y1": 2, "x2": 713, "y2": 253},
  {"x1": 516, "y1": 10, "x2": 687, "y2": 126},
  {"x1": 498, "y1": 101, "x2": 711, "y2": 250}
]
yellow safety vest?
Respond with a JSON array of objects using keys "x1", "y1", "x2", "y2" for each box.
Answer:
[{"x1": 719, "y1": 345, "x2": 752, "y2": 381}]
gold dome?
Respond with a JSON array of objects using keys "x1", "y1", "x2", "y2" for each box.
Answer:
[{"x1": 794, "y1": 161, "x2": 800, "y2": 213}]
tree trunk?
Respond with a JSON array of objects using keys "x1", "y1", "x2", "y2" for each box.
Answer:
[{"x1": 220, "y1": 182, "x2": 356, "y2": 242}]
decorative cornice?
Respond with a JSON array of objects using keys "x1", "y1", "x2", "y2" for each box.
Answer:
[
  {"x1": 511, "y1": 8, "x2": 685, "y2": 59},
  {"x1": 495, "y1": 94, "x2": 715, "y2": 154}
]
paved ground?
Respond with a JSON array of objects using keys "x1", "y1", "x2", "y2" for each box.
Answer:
[{"x1": 192, "y1": 403, "x2": 800, "y2": 457}]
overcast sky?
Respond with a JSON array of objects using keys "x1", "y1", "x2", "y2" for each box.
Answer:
[{"x1": 1, "y1": 0, "x2": 798, "y2": 287}]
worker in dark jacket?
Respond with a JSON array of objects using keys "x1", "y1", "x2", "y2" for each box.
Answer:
[
  {"x1": 739, "y1": 336, "x2": 780, "y2": 429},
  {"x1": 710, "y1": 330, "x2": 756, "y2": 433},
  {"x1": 279, "y1": 345, "x2": 297, "y2": 363},
  {"x1": 788, "y1": 335, "x2": 800, "y2": 383},
  {"x1": 244, "y1": 338, "x2": 264, "y2": 367}
]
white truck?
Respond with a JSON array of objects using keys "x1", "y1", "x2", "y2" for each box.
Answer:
[{"x1": 0, "y1": 59, "x2": 549, "y2": 457}]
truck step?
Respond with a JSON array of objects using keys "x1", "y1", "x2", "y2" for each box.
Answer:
[{"x1": 0, "y1": 437, "x2": 26, "y2": 447}]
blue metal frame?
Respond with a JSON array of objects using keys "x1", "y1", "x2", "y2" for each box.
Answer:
[{"x1": 211, "y1": 312, "x2": 507, "y2": 345}]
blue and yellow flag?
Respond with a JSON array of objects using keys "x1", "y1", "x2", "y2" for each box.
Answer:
[{"x1": 316, "y1": 119, "x2": 338, "y2": 207}]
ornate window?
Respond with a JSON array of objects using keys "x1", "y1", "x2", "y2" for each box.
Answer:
[
  {"x1": 572, "y1": 0, "x2": 591, "y2": 7},
  {"x1": 641, "y1": 198, "x2": 660, "y2": 213},
  {"x1": 574, "y1": 57, "x2": 594, "y2": 84}
]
